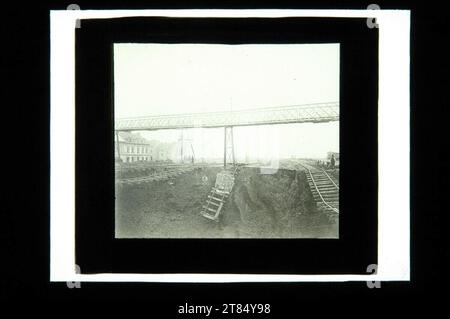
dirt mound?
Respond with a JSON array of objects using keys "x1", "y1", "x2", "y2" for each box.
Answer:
[
  {"x1": 224, "y1": 167, "x2": 319, "y2": 237},
  {"x1": 115, "y1": 165, "x2": 338, "y2": 238},
  {"x1": 115, "y1": 166, "x2": 222, "y2": 238}
]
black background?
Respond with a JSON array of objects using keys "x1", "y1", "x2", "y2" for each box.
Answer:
[
  {"x1": 3, "y1": 0, "x2": 448, "y2": 308},
  {"x1": 75, "y1": 16, "x2": 378, "y2": 275}
]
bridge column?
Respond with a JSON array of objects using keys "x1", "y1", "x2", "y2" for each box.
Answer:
[
  {"x1": 179, "y1": 130, "x2": 184, "y2": 163},
  {"x1": 224, "y1": 126, "x2": 235, "y2": 169},
  {"x1": 115, "y1": 131, "x2": 121, "y2": 162}
]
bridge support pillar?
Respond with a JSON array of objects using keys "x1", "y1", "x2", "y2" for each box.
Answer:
[
  {"x1": 115, "y1": 131, "x2": 121, "y2": 162},
  {"x1": 179, "y1": 130, "x2": 184, "y2": 163},
  {"x1": 224, "y1": 126, "x2": 235, "y2": 169}
]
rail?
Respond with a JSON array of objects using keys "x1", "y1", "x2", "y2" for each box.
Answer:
[
  {"x1": 322, "y1": 169, "x2": 339, "y2": 190},
  {"x1": 299, "y1": 163, "x2": 339, "y2": 214}
]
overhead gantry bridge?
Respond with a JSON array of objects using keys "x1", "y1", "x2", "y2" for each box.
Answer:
[
  {"x1": 115, "y1": 102, "x2": 339, "y2": 168},
  {"x1": 114, "y1": 102, "x2": 339, "y2": 132}
]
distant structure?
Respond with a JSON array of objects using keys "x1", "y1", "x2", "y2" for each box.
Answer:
[
  {"x1": 326, "y1": 151, "x2": 340, "y2": 168},
  {"x1": 154, "y1": 141, "x2": 175, "y2": 162},
  {"x1": 114, "y1": 132, "x2": 174, "y2": 163}
]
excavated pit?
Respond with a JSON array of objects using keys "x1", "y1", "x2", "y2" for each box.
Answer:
[{"x1": 115, "y1": 166, "x2": 338, "y2": 238}]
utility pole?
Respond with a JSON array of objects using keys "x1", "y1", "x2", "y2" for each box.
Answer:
[
  {"x1": 115, "y1": 131, "x2": 121, "y2": 162},
  {"x1": 180, "y1": 130, "x2": 184, "y2": 163}
]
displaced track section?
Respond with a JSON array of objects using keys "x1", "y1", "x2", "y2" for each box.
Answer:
[{"x1": 300, "y1": 162, "x2": 339, "y2": 214}]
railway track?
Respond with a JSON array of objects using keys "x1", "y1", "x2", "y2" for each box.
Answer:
[
  {"x1": 299, "y1": 162, "x2": 339, "y2": 214},
  {"x1": 116, "y1": 166, "x2": 196, "y2": 185},
  {"x1": 115, "y1": 162, "x2": 222, "y2": 174}
]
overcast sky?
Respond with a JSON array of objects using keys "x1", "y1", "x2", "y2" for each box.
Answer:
[{"x1": 114, "y1": 43, "x2": 339, "y2": 159}]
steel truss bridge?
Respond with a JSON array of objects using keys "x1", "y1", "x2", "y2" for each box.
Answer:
[
  {"x1": 115, "y1": 102, "x2": 339, "y2": 131},
  {"x1": 115, "y1": 102, "x2": 339, "y2": 168}
]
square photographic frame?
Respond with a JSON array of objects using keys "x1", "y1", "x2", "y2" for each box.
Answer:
[{"x1": 50, "y1": 9, "x2": 410, "y2": 282}]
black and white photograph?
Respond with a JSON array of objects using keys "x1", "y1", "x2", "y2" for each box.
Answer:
[
  {"x1": 1, "y1": 0, "x2": 423, "y2": 303},
  {"x1": 114, "y1": 43, "x2": 340, "y2": 238}
]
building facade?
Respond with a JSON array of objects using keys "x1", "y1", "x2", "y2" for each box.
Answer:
[
  {"x1": 115, "y1": 132, "x2": 154, "y2": 163},
  {"x1": 115, "y1": 132, "x2": 176, "y2": 163}
]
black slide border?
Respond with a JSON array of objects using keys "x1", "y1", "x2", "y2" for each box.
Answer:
[{"x1": 75, "y1": 16, "x2": 378, "y2": 275}]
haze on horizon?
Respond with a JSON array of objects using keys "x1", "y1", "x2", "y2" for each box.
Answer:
[{"x1": 114, "y1": 43, "x2": 339, "y2": 159}]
